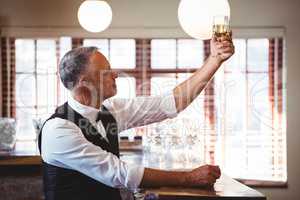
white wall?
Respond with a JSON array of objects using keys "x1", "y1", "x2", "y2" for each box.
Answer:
[{"x1": 1, "y1": 0, "x2": 300, "y2": 199}]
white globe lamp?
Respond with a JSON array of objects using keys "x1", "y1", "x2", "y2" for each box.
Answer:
[
  {"x1": 78, "y1": 0, "x2": 112, "y2": 33},
  {"x1": 178, "y1": 0, "x2": 231, "y2": 40}
]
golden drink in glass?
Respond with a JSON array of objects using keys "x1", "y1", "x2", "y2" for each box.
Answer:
[{"x1": 213, "y1": 15, "x2": 231, "y2": 40}]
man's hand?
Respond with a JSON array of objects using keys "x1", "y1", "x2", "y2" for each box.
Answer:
[
  {"x1": 184, "y1": 165, "x2": 221, "y2": 187},
  {"x1": 210, "y1": 35, "x2": 235, "y2": 64}
]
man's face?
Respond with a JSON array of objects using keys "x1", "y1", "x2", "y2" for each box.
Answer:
[{"x1": 83, "y1": 51, "x2": 118, "y2": 99}]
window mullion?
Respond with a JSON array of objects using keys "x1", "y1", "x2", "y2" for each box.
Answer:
[
  {"x1": 136, "y1": 39, "x2": 151, "y2": 96},
  {"x1": 34, "y1": 39, "x2": 38, "y2": 118},
  {"x1": 55, "y1": 39, "x2": 60, "y2": 107},
  {"x1": 144, "y1": 39, "x2": 151, "y2": 95},
  {"x1": 245, "y1": 39, "x2": 249, "y2": 173},
  {"x1": 108, "y1": 39, "x2": 111, "y2": 61},
  {"x1": 175, "y1": 39, "x2": 178, "y2": 81}
]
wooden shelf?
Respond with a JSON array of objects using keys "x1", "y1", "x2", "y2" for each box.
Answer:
[
  {"x1": 0, "y1": 140, "x2": 142, "y2": 166},
  {"x1": 0, "y1": 155, "x2": 41, "y2": 166},
  {"x1": 0, "y1": 141, "x2": 41, "y2": 165}
]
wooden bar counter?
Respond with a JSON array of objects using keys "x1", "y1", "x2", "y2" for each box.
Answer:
[
  {"x1": 0, "y1": 141, "x2": 266, "y2": 200},
  {"x1": 121, "y1": 151, "x2": 266, "y2": 200},
  {"x1": 141, "y1": 174, "x2": 266, "y2": 200}
]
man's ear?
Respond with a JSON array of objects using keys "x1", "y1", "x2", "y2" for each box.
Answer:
[{"x1": 77, "y1": 75, "x2": 89, "y2": 86}]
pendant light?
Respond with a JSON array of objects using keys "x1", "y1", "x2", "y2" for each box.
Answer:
[
  {"x1": 78, "y1": 0, "x2": 112, "y2": 33},
  {"x1": 178, "y1": 0, "x2": 231, "y2": 40}
]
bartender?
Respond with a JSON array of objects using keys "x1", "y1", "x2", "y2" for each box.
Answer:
[{"x1": 38, "y1": 35, "x2": 234, "y2": 200}]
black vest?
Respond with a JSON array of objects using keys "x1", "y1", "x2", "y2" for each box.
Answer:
[{"x1": 38, "y1": 102, "x2": 122, "y2": 200}]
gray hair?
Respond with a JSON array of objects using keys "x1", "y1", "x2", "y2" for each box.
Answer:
[{"x1": 59, "y1": 46, "x2": 98, "y2": 90}]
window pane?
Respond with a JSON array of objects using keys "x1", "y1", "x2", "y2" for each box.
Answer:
[
  {"x1": 58, "y1": 80, "x2": 69, "y2": 105},
  {"x1": 37, "y1": 39, "x2": 57, "y2": 73},
  {"x1": 151, "y1": 39, "x2": 176, "y2": 69},
  {"x1": 247, "y1": 73, "x2": 271, "y2": 132},
  {"x1": 245, "y1": 136, "x2": 274, "y2": 180},
  {"x1": 15, "y1": 39, "x2": 35, "y2": 72},
  {"x1": 37, "y1": 106, "x2": 56, "y2": 120},
  {"x1": 177, "y1": 73, "x2": 192, "y2": 83},
  {"x1": 37, "y1": 74, "x2": 57, "y2": 107},
  {"x1": 16, "y1": 74, "x2": 36, "y2": 107},
  {"x1": 223, "y1": 134, "x2": 247, "y2": 178},
  {"x1": 224, "y1": 39, "x2": 246, "y2": 72},
  {"x1": 16, "y1": 107, "x2": 37, "y2": 140},
  {"x1": 115, "y1": 77, "x2": 136, "y2": 98},
  {"x1": 58, "y1": 37, "x2": 72, "y2": 104},
  {"x1": 60, "y1": 37, "x2": 72, "y2": 59},
  {"x1": 224, "y1": 135, "x2": 275, "y2": 180},
  {"x1": 110, "y1": 39, "x2": 135, "y2": 69},
  {"x1": 83, "y1": 39, "x2": 109, "y2": 59},
  {"x1": 151, "y1": 75, "x2": 177, "y2": 95},
  {"x1": 247, "y1": 39, "x2": 269, "y2": 72},
  {"x1": 224, "y1": 73, "x2": 247, "y2": 132},
  {"x1": 178, "y1": 39, "x2": 204, "y2": 68}
]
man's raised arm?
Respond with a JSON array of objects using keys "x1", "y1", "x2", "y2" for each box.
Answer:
[{"x1": 173, "y1": 36, "x2": 235, "y2": 112}]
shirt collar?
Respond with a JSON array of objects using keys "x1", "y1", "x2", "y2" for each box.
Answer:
[{"x1": 68, "y1": 95, "x2": 100, "y2": 123}]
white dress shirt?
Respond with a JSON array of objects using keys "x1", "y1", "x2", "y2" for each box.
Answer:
[{"x1": 41, "y1": 92, "x2": 178, "y2": 191}]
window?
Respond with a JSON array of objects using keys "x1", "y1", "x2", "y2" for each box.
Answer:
[
  {"x1": 83, "y1": 39, "x2": 137, "y2": 98},
  {"x1": 142, "y1": 38, "x2": 286, "y2": 183},
  {"x1": 151, "y1": 39, "x2": 176, "y2": 68},
  {"x1": 11, "y1": 37, "x2": 286, "y2": 183},
  {"x1": 83, "y1": 39, "x2": 135, "y2": 69},
  {"x1": 15, "y1": 38, "x2": 71, "y2": 140},
  {"x1": 151, "y1": 39, "x2": 204, "y2": 69},
  {"x1": 115, "y1": 77, "x2": 136, "y2": 98},
  {"x1": 149, "y1": 39, "x2": 205, "y2": 125},
  {"x1": 214, "y1": 38, "x2": 286, "y2": 182}
]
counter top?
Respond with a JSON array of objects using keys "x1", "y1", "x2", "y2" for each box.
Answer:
[
  {"x1": 141, "y1": 174, "x2": 266, "y2": 200},
  {"x1": 120, "y1": 152, "x2": 266, "y2": 200}
]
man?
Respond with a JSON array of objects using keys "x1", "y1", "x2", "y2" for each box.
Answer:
[{"x1": 38, "y1": 36, "x2": 234, "y2": 200}]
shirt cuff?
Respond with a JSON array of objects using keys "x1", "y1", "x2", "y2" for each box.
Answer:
[
  {"x1": 161, "y1": 91, "x2": 178, "y2": 118},
  {"x1": 125, "y1": 164, "x2": 145, "y2": 191}
]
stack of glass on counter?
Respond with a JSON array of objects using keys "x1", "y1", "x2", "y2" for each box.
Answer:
[{"x1": 141, "y1": 118, "x2": 204, "y2": 171}]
